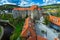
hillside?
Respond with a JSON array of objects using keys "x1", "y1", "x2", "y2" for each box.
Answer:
[
  {"x1": 41, "y1": 4, "x2": 60, "y2": 9},
  {"x1": 0, "y1": 4, "x2": 20, "y2": 10},
  {"x1": 0, "y1": 4, "x2": 60, "y2": 10}
]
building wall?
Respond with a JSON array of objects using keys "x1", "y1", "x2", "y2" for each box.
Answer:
[
  {"x1": 12, "y1": 6, "x2": 43, "y2": 19},
  {"x1": 12, "y1": 10, "x2": 43, "y2": 19},
  {"x1": 12, "y1": 10, "x2": 28, "y2": 18}
]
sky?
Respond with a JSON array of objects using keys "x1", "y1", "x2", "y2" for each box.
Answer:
[{"x1": 0, "y1": 0, "x2": 60, "y2": 7}]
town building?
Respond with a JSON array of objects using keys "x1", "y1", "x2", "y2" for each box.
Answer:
[{"x1": 12, "y1": 5, "x2": 43, "y2": 18}]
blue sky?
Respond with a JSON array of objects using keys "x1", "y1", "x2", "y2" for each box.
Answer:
[{"x1": 0, "y1": 0, "x2": 60, "y2": 6}]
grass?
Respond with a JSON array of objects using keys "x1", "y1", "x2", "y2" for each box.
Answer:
[
  {"x1": 10, "y1": 18, "x2": 25, "y2": 40},
  {"x1": 10, "y1": 22, "x2": 24, "y2": 40},
  {"x1": 0, "y1": 14, "x2": 25, "y2": 40}
]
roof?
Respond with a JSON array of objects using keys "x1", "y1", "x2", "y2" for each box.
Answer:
[
  {"x1": 49, "y1": 15, "x2": 60, "y2": 26},
  {"x1": 13, "y1": 5, "x2": 42, "y2": 11}
]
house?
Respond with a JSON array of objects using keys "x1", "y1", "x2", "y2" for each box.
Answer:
[
  {"x1": 12, "y1": 5, "x2": 43, "y2": 18},
  {"x1": 0, "y1": 10, "x2": 13, "y2": 14}
]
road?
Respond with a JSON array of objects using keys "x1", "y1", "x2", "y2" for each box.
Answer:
[{"x1": 0, "y1": 22, "x2": 14, "y2": 40}]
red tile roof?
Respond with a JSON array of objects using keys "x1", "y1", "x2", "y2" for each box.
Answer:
[{"x1": 13, "y1": 5, "x2": 42, "y2": 11}]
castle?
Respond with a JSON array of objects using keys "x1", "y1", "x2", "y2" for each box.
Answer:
[{"x1": 12, "y1": 5, "x2": 43, "y2": 18}]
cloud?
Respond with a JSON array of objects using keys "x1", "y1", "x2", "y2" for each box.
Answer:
[
  {"x1": 19, "y1": 0, "x2": 31, "y2": 6},
  {"x1": 0, "y1": 0, "x2": 60, "y2": 6},
  {"x1": 57, "y1": 1, "x2": 60, "y2": 4},
  {"x1": 20, "y1": 1, "x2": 29, "y2": 6},
  {"x1": 0, "y1": 0, "x2": 6, "y2": 5},
  {"x1": 0, "y1": 0, "x2": 17, "y2": 5},
  {"x1": 29, "y1": 2, "x2": 40, "y2": 6},
  {"x1": 43, "y1": 0, "x2": 57, "y2": 3},
  {"x1": 19, "y1": 0, "x2": 59, "y2": 7},
  {"x1": 19, "y1": 0, "x2": 40, "y2": 7},
  {"x1": 41, "y1": 0, "x2": 58, "y2": 6},
  {"x1": 3, "y1": 0, "x2": 16, "y2": 5}
]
